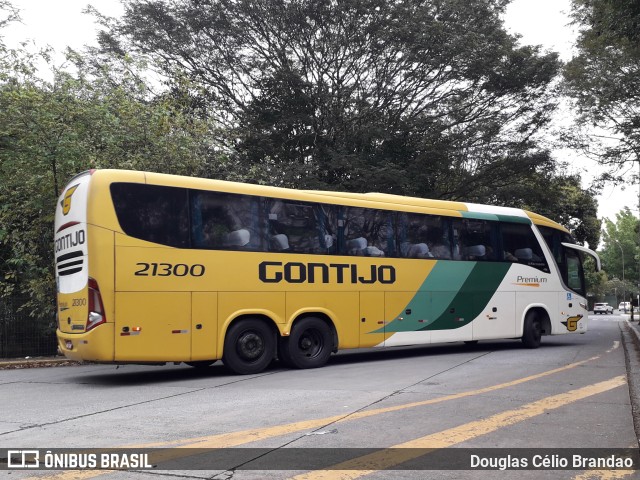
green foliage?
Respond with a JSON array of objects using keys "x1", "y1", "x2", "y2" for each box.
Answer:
[
  {"x1": 0, "y1": 0, "x2": 611, "y2": 322},
  {"x1": 102, "y1": 0, "x2": 562, "y2": 199},
  {"x1": 0, "y1": 47, "x2": 214, "y2": 317},
  {"x1": 0, "y1": 0, "x2": 18, "y2": 33},
  {"x1": 466, "y1": 153, "x2": 601, "y2": 246},
  {"x1": 598, "y1": 208, "x2": 640, "y2": 300},
  {"x1": 583, "y1": 255, "x2": 607, "y2": 298},
  {"x1": 564, "y1": 0, "x2": 640, "y2": 181}
]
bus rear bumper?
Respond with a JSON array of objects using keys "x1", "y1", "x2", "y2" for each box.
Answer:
[{"x1": 57, "y1": 323, "x2": 115, "y2": 362}]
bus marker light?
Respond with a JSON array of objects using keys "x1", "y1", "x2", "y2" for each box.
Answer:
[
  {"x1": 65, "y1": 340, "x2": 73, "y2": 350},
  {"x1": 172, "y1": 330, "x2": 188, "y2": 334},
  {"x1": 132, "y1": 326, "x2": 141, "y2": 332}
]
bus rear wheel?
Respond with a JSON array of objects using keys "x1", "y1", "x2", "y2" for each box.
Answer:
[
  {"x1": 223, "y1": 319, "x2": 275, "y2": 375},
  {"x1": 521, "y1": 312, "x2": 542, "y2": 348},
  {"x1": 279, "y1": 317, "x2": 332, "y2": 369}
]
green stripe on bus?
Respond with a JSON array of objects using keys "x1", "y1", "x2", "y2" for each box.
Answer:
[
  {"x1": 378, "y1": 262, "x2": 511, "y2": 333},
  {"x1": 379, "y1": 262, "x2": 474, "y2": 333},
  {"x1": 460, "y1": 211, "x2": 531, "y2": 225},
  {"x1": 496, "y1": 214, "x2": 531, "y2": 225},
  {"x1": 460, "y1": 211, "x2": 499, "y2": 221},
  {"x1": 422, "y1": 262, "x2": 511, "y2": 330}
]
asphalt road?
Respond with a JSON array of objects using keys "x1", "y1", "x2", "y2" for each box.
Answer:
[{"x1": 1, "y1": 315, "x2": 639, "y2": 479}]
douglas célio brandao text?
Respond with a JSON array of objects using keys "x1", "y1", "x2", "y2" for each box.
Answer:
[{"x1": 470, "y1": 453, "x2": 635, "y2": 470}]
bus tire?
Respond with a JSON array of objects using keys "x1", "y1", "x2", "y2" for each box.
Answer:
[
  {"x1": 280, "y1": 317, "x2": 332, "y2": 369},
  {"x1": 521, "y1": 312, "x2": 542, "y2": 349},
  {"x1": 223, "y1": 319, "x2": 275, "y2": 375}
]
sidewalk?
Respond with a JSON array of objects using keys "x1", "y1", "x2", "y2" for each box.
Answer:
[
  {"x1": 619, "y1": 315, "x2": 640, "y2": 445},
  {"x1": 0, "y1": 355, "x2": 80, "y2": 370}
]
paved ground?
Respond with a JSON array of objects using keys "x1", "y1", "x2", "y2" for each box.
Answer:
[{"x1": 3, "y1": 315, "x2": 640, "y2": 447}]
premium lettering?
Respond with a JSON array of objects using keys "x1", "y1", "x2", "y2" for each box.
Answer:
[{"x1": 516, "y1": 275, "x2": 547, "y2": 284}]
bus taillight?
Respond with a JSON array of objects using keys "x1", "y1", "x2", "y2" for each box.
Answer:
[{"x1": 87, "y1": 277, "x2": 106, "y2": 331}]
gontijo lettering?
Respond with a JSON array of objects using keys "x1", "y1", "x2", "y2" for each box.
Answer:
[
  {"x1": 54, "y1": 230, "x2": 86, "y2": 254},
  {"x1": 259, "y1": 261, "x2": 396, "y2": 284}
]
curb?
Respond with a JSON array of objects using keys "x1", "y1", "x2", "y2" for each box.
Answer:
[
  {"x1": 0, "y1": 356, "x2": 80, "y2": 369},
  {"x1": 622, "y1": 320, "x2": 640, "y2": 446},
  {"x1": 626, "y1": 319, "x2": 640, "y2": 342}
]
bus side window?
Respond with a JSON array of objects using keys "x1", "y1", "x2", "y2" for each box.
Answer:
[
  {"x1": 268, "y1": 199, "x2": 330, "y2": 254},
  {"x1": 316, "y1": 204, "x2": 338, "y2": 254},
  {"x1": 397, "y1": 212, "x2": 450, "y2": 259},
  {"x1": 452, "y1": 218, "x2": 494, "y2": 261},
  {"x1": 191, "y1": 191, "x2": 236, "y2": 249},
  {"x1": 341, "y1": 207, "x2": 392, "y2": 257},
  {"x1": 191, "y1": 191, "x2": 264, "y2": 251},
  {"x1": 500, "y1": 223, "x2": 549, "y2": 272},
  {"x1": 111, "y1": 183, "x2": 189, "y2": 248}
]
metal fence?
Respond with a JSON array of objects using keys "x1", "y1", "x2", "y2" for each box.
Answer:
[{"x1": 0, "y1": 295, "x2": 58, "y2": 358}]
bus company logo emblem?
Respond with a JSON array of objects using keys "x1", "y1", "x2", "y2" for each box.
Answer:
[
  {"x1": 562, "y1": 314, "x2": 582, "y2": 332},
  {"x1": 61, "y1": 184, "x2": 79, "y2": 215}
]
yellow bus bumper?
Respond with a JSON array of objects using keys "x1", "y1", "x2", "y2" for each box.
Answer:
[{"x1": 57, "y1": 323, "x2": 115, "y2": 362}]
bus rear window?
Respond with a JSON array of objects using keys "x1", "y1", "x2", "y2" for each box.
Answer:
[{"x1": 111, "y1": 183, "x2": 189, "y2": 248}]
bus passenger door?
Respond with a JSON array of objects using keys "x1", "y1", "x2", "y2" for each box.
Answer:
[
  {"x1": 115, "y1": 292, "x2": 191, "y2": 361},
  {"x1": 192, "y1": 292, "x2": 218, "y2": 361},
  {"x1": 359, "y1": 292, "x2": 386, "y2": 347}
]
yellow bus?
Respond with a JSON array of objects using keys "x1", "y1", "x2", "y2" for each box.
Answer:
[{"x1": 55, "y1": 169, "x2": 600, "y2": 374}]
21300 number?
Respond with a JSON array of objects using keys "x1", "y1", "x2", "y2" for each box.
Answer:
[{"x1": 134, "y1": 263, "x2": 206, "y2": 277}]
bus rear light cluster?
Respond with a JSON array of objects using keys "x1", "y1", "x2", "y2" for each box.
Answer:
[{"x1": 87, "y1": 277, "x2": 106, "y2": 331}]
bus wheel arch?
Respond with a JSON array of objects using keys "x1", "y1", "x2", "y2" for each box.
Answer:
[
  {"x1": 278, "y1": 314, "x2": 336, "y2": 369},
  {"x1": 222, "y1": 315, "x2": 277, "y2": 375},
  {"x1": 521, "y1": 308, "x2": 550, "y2": 349}
]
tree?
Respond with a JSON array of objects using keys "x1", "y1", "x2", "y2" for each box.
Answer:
[
  {"x1": 464, "y1": 152, "x2": 601, "y2": 247},
  {"x1": 0, "y1": 48, "x2": 214, "y2": 316},
  {"x1": 97, "y1": 0, "x2": 562, "y2": 199},
  {"x1": 0, "y1": 0, "x2": 18, "y2": 34},
  {"x1": 584, "y1": 255, "x2": 607, "y2": 300},
  {"x1": 564, "y1": 0, "x2": 640, "y2": 183},
  {"x1": 598, "y1": 208, "x2": 639, "y2": 299}
]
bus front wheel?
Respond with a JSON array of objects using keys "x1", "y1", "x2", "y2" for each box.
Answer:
[
  {"x1": 223, "y1": 319, "x2": 275, "y2": 375},
  {"x1": 279, "y1": 317, "x2": 332, "y2": 369},
  {"x1": 521, "y1": 312, "x2": 542, "y2": 349}
]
